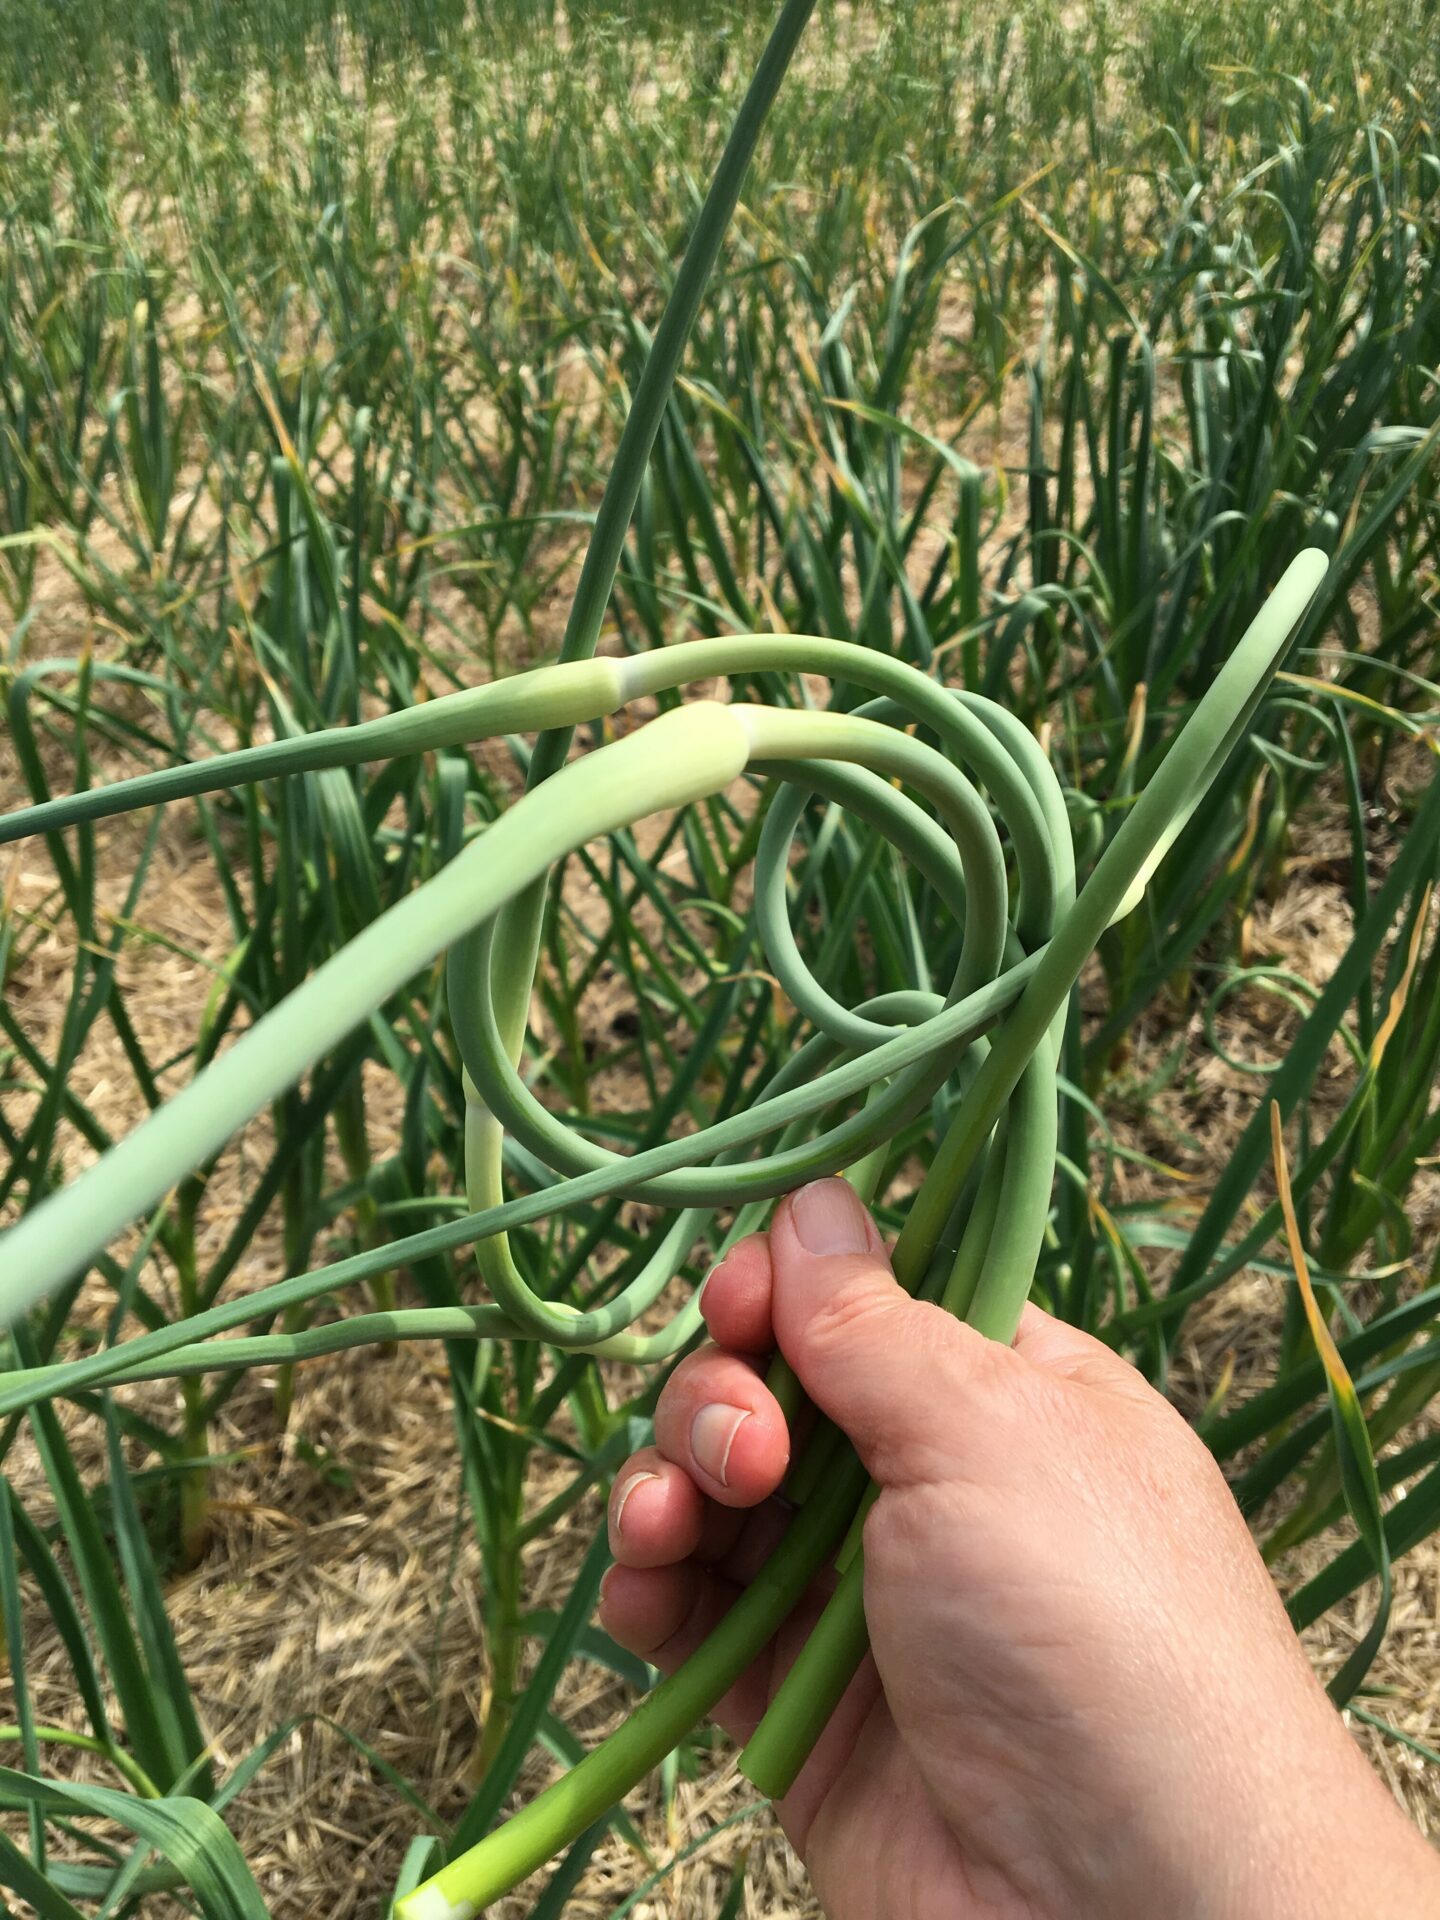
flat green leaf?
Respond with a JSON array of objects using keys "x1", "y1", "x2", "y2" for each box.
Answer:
[
  {"x1": 1271, "y1": 1104, "x2": 1391, "y2": 1705},
  {"x1": 0, "y1": 1771, "x2": 269, "y2": 1920}
]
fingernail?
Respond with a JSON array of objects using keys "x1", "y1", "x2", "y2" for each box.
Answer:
[
  {"x1": 791, "y1": 1179, "x2": 871, "y2": 1255},
  {"x1": 690, "y1": 1404, "x2": 750, "y2": 1487},
  {"x1": 612, "y1": 1470, "x2": 659, "y2": 1537}
]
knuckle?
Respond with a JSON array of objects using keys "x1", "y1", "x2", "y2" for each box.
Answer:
[{"x1": 797, "y1": 1264, "x2": 908, "y2": 1359}]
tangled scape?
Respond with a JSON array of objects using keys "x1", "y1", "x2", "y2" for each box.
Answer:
[
  {"x1": 1, "y1": 555, "x2": 1324, "y2": 1914},
  {"x1": 0, "y1": 2, "x2": 1343, "y2": 1911}
]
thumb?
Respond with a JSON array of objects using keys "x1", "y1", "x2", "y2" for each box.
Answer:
[{"x1": 769, "y1": 1178, "x2": 998, "y2": 1486}]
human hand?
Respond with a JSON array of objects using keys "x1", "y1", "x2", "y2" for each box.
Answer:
[{"x1": 597, "y1": 1178, "x2": 1440, "y2": 1920}]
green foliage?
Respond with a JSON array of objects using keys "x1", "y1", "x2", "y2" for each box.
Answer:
[{"x1": 1, "y1": 0, "x2": 1439, "y2": 1912}]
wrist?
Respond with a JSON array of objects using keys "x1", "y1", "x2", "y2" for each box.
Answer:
[{"x1": 1129, "y1": 1699, "x2": 1440, "y2": 1920}]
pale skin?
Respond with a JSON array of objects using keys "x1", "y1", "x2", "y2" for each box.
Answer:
[{"x1": 597, "y1": 1177, "x2": 1440, "y2": 1920}]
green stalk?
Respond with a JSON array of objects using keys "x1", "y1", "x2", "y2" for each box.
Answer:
[
  {"x1": 393, "y1": 1451, "x2": 868, "y2": 1920},
  {"x1": 332, "y1": 1068, "x2": 395, "y2": 1332},
  {"x1": 0, "y1": 535, "x2": 1326, "y2": 1916},
  {"x1": 483, "y1": 0, "x2": 822, "y2": 1265},
  {"x1": 173, "y1": 1195, "x2": 210, "y2": 1569},
  {"x1": 0, "y1": 694, "x2": 740, "y2": 1325},
  {"x1": 739, "y1": 550, "x2": 1326, "y2": 1800},
  {"x1": 741, "y1": 1038, "x2": 1060, "y2": 1795},
  {"x1": 396, "y1": 552, "x2": 1326, "y2": 1914},
  {"x1": 271, "y1": 1147, "x2": 311, "y2": 1433},
  {"x1": 473, "y1": 1449, "x2": 526, "y2": 1784},
  {"x1": 0, "y1": 961, "x2": 1046, "y2": 1414}
]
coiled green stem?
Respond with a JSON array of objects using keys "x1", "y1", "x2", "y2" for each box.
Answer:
[
  {"x1": 0, "y1": 551, "x2": 1326, "y2": 1920},
  {"x1": 2, "y1": 633, "x2": 1067, "y2": 1321}
]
